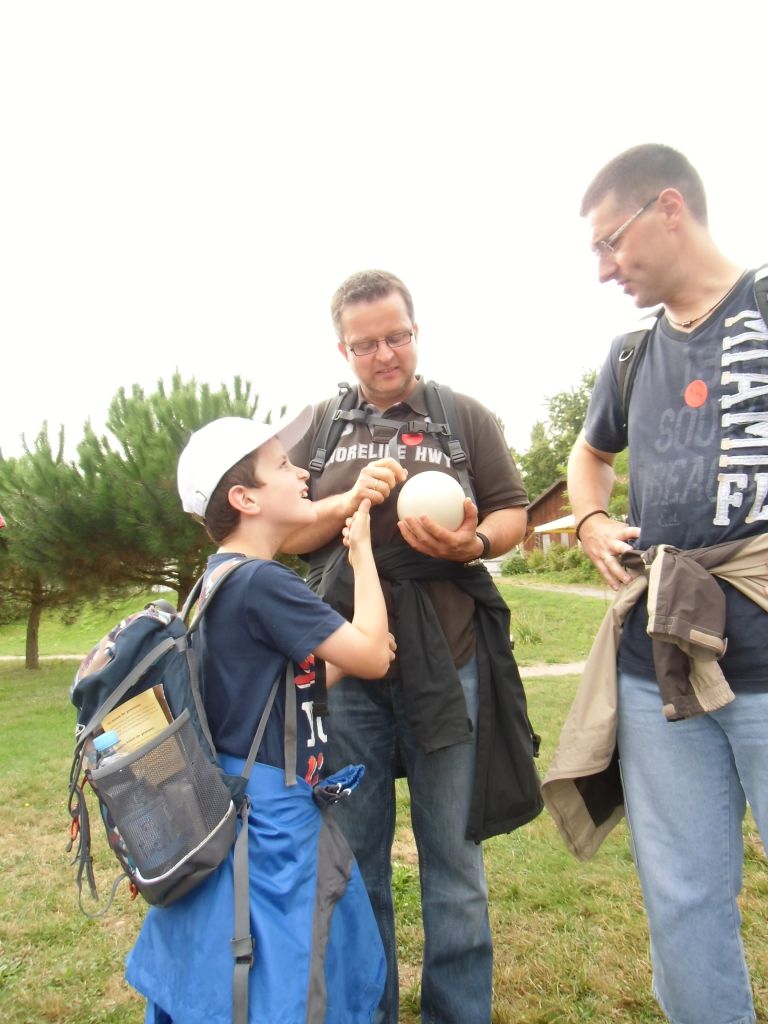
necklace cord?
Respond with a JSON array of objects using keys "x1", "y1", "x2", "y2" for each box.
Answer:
[{"x1": 665, "y1": 273, "x2": 747, "y2": 330}]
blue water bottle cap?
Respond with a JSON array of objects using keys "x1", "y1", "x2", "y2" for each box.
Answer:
[{"x1": 94, "y1": 730, "x2": 120, "y2": 752}]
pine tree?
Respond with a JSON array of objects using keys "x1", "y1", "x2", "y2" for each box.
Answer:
[
  {"x1": 76, "y1": 373, "x2": 267, "y2": 602},
  {"x1": 0, "y1": 375, "x2": 284, "y2": 665},
  {"x1": 0, "y1": 426, "x2": 90, "y2": 667}
]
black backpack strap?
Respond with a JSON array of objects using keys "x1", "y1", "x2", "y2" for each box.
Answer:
[
  {"x1": 617, "y1": 328, "x2": 650, "y2": 431},
  {"x1": 307, "y1": 380, "x2": 475, "y2": 501},
  {"x1": 307, "y1": 382, "x2": 359, "y2": 494},
  {"x1": 423, "y1": 380, "x2": 475, "y2": 501},
  {"x1": 312, "y1": 657, "x2": 328, "y2": 719},
  {"x1": 616, "y1": 308, "x2": 663, "y2": 429}
]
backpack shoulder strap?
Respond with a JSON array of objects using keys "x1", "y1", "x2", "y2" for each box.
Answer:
[
  {"x1": 307, "y1": 382, "x2": 359, "y2": 483},
  {"x1": 423, "y1": 380, "x2": 475, "y2": 500},
  {"x1": 231, "y1": 663, "x2": 292, "y2": 1024},
  {"x1": 615, "y1": 308, "x2": 663, "y2": 429},
  {"x1": 183, "y1": 556, "x2": 258, "y2": 627},
  {"x1": 617, "y1": 328, "x2": 650, "y2": 430},
  {"x1": 182, "y1": 557, "x2": 260, "y2": 761}
]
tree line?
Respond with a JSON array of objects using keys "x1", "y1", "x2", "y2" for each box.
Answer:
[{"x1": 0, "y1": 371, "x2": 607, "y2": 669}]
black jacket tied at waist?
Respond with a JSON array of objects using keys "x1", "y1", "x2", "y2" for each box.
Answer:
[{"x1": 307, "y1": 542, "x2": 543, "y2": 841}]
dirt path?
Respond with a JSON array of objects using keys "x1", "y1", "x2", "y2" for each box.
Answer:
[
  {"x1": 519, "y1": 660, "x2": 585, "y2": 678},
  {"x1": 0, "y1": 654, "x2": 84, "y2": 661},
  {"x1": 504, "y1": 580, "x2": 610, "y2": 600},
  {"x1": 1, "y1": 653, "x2": 587, "y2": 674}
]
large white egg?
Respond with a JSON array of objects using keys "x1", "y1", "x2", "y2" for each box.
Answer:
[{"x1": 396, "y1": 471, "x2": 466, "y2": 530}]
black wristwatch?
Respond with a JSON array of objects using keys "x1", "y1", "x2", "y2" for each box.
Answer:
[
  {"x1": 476, "y1": 532, "x2": 491, "y2": 559},
  {"x1": 466, "y1": 532, "x2": 491, "y2": 566}
]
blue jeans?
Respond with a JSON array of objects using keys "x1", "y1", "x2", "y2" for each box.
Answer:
[
  {"x1": 327, "y1": 655, "x2": 492, "y2": 1024},
  {"x1": 617, "y1": 671, "x2": 768, "y2": 1024}
]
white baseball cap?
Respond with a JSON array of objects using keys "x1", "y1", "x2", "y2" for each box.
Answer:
[{"x1": 177, "y1": 407, "x2": 313, "y2": 517}]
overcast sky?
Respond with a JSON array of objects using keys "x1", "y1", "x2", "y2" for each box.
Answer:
[{"x1": 2, "y1": 1, "x2": 767, "y2": 462}]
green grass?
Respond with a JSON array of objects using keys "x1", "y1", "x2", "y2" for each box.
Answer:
[
  {"x1": 393, "y1": 670, "x2": 768, "y2": 1023},
  {"x1": 497, "y1": 581, "x2": 610, "y2": 665},
  {"x1": 0, "y1": 662, "x2": 147, "y2": 1023},
  {"x1": 2, "y1": 587, "x2": 767, "y2": 1022},
  {"x1": 0, "y1": 582, "x2": 607, "y2": 667},
  {"x1": 0, "y1": 589, "x2": 172, "y2": 657}
]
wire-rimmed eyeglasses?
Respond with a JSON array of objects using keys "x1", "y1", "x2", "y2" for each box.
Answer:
[
  {"x1": 345, "y1": 329, "x2": 414, "y2": 358},
  {"x1": 592, "y1": 194, "x2": 660, "y2": 258}
]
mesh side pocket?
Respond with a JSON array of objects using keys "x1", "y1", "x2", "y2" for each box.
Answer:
[{"x1": 92, "y1": 709, "x2": 233, "y2": 882}]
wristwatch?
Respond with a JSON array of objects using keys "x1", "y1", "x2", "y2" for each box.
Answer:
[{"x1": 465, "y1": 532, "x2": 491, "y2": 566}]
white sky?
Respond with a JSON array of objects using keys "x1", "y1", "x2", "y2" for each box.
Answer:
[{"x1": 2, "y1": 1, "x2": 767, "y2": 461}]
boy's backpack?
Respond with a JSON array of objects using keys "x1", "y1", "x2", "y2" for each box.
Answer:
[
  {"x1": 616, "y1": 265, "x2": 768, "y2": 428},
  {"x1": 67, "y1": 558, "x2": 288, "y2": 1024},
  {"x1": 307, "y1": 379, "x2": 476, "y2": 501}
]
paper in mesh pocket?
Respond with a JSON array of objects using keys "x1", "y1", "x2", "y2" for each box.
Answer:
[{"x1": 90, "y1": 708, "x2": 237, "y2": 905}]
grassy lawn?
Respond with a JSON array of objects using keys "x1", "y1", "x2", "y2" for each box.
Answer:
[
  {"x1": 0, "y1": 582, "x2": 609, "y2": 665},
  {"x1": 1, "y1": 587, "x2": 767, "y2": 1022},
  {"x1": 0, "y1": 588, "x2": 170, "y2": 657},
  {"x1": 498, "y1": 581, "x2": 609, "y2": 666}
]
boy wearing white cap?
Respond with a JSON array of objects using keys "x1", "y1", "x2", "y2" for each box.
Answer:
[{"x1": 126, "y1": 408, "x2": 393, "y2": 1024}]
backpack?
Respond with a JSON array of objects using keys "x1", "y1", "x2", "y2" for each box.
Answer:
[
  {"x1": 67, "y1": 558, "x2": 290, "y2": 1024},
  {"x1": 307, "y1": 379, "x2": 476, "y2": 501},
  {"x1": 617, "y1": 266, "x2": 768, "y2": 428}
]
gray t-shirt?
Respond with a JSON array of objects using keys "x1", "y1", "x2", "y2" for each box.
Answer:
[
  {"x1": 584, "y1": 270, "x2": 768, "y2": 689},
  {"x1": 290, "y1": 378, "x2": 527, "y2": 667}
]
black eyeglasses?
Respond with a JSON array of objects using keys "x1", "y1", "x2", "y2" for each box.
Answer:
[
  {"x1": 592, "y1": 194, "x2": 660, "y2": 258},
  {"x1": 345, "y1": 329, "x2": 414, "y2": 358}
]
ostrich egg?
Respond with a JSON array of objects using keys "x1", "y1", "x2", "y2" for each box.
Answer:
[{"x1": 396, "y1": 471, "x2": 465, "y2": 530}]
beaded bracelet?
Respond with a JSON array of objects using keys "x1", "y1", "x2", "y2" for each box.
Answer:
[{"x1": 575, "y1": 509, "x2": 609, "y2": 541}]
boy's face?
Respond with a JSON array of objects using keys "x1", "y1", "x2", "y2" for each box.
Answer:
[{"x1": 251, "y1": 438, "x2": 316, "y2": 527}]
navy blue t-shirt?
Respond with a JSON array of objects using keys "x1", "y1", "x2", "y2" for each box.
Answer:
[
  {"x1": 584, "y1": 270, "x2": 768, "y2": 690},
  {"x1": 199, "y1": 554, "x2": 346, "y2": 779}
]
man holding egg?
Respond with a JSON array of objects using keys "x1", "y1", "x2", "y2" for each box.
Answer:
[{"x1": 284, "y1": 270, "x2": 539, "y2": 1024}]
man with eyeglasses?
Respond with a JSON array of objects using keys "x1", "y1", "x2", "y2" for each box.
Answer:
[
  {"x1": 284, "y1": 269, "x2": 535, "y2": 1024},
  {"x1": 568, "y1": 144, "x2": 768, "y2": 1024}
]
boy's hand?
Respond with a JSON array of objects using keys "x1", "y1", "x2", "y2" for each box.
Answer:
[
  {"x1": 342, "y1": 497, "x2": 373, "y2": 568},
  {"x1": 342, "y1": 458, "x2": 408, "y2": 516}
]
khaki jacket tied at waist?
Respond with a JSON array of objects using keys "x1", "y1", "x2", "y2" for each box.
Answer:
[{"x1": 541, "y1": 532, "x2": 768, "y2": 861}]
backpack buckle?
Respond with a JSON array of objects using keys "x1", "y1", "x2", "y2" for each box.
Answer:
[
  {"x1": 308, "y1": 449, "x2": 327, "y2": 474},
  {"x1": 231, "y1": 936, "x2": 255, "y2": 966},
  {"x1": 447, "y1": 438, "x2": 467, "y2": 467}
]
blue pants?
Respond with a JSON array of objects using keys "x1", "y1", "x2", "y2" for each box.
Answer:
[
  {"x1": 327, "y1": 655, "x2": 492, "y2": 1024},
  {"x1": 129, "y1": 761, "x2": 385, "y2": 1023},
  {"x1": 618, "y1": 671, "x2": 768, "y2": 1024}
]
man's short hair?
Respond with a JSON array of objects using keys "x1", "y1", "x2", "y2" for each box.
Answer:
[
  {"x1": 580, "y1": 143, "x2": 708, "y2": 225},
  {"x1": 331, "y1": 269, "x2": 415, "y2": 339}
]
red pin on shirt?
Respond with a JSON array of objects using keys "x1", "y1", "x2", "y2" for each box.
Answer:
[
  {"x1": 401, "y1": 432, "x2": 423, "y2": 445},
  {"x1": 684, "y1": 380, "x2": 708, "y2": 408}
]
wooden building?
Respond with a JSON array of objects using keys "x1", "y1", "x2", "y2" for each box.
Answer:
[{"x1": 523, "y1": 478, "x2": 576, "y2": 552}]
